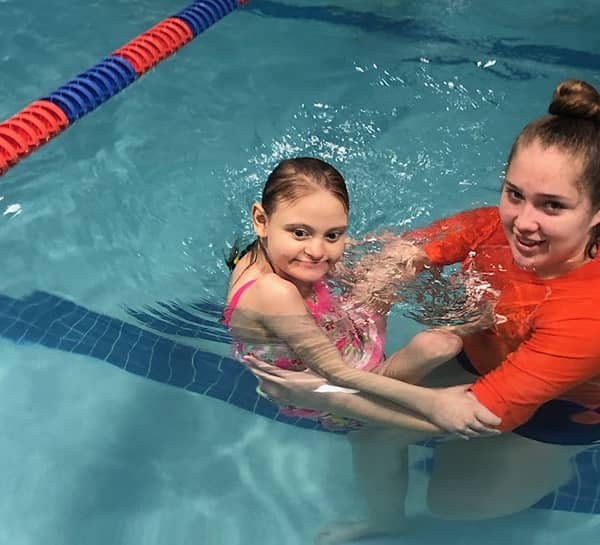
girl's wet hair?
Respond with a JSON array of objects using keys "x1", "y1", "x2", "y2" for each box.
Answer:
[
  {"x1": 226, "y1": 157, "x2": 349, "y2": 271},
  {"x1": 507, "y1": 79, "x2": 600, "y2": 257}
]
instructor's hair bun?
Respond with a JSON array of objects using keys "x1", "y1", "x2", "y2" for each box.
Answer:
[{"x1": 549, "y1": 79, "x2": 600, "y2": 123}]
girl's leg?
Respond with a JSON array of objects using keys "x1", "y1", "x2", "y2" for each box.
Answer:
[
  {"x1": 427, "y1": 432, "x2": 587, "y2": 519},
  {"x1": 316, "y1": 428, "x2": 429, "y2": 545},
  {"x1": 315, "y1": 359, "x2": 479, "y2": 544},
  {"x1": 379, "y1": 295, "x2": 496, "y2": 384},
  {"x1": 377, "y1": 329, "x2": 463, "y2": 384}
]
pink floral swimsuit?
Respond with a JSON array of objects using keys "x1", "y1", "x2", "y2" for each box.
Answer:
[{"x1": 223, "y1": 278, "x2": 386, "y2": 430}]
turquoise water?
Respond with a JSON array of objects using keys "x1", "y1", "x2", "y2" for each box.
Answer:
[{"x1": 1, "y1": 1, "x2": 599, "y2": 544}]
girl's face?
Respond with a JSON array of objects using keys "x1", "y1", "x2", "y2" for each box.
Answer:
[
  {"x1": 499, "y1": 140, "x2": 600, "y2": 278},
  {"x1": 253, "y1": 188, "x2": 348, "y2": 291}
]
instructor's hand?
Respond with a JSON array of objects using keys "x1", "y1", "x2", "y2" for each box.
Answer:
[{"x1": 429, "y1": 384, "x2": 502, "y2": 439}]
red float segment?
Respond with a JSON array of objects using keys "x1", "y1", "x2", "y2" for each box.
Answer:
[
  {"x1": 0, "y1": 135, "x2": 22, "y2": 174},
  {"x1": 116, "y1": 42, "x2": 159, "y2": 75},
  {"x1": 112, "y1": 17, "x2": 193, "y2": 75},
  {"x1": 0, "y1": 128, "x2": 28, "y2": 157},
  {"x1": 0, "y1": 100, "x2": 69, "y2": 174},
  {"x1": 160, "y1": 17, "x2": 194, "y2": 42},
  {"x1": 3, "y1": 118, "x2": 39, "y2": 148},
  {"x1": 25, "y1": 101, "x2": 70, "y2": 136}
]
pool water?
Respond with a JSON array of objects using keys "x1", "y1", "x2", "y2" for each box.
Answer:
[{"x1": 1, "y1": 1, "x2": 599, "y2": 544}]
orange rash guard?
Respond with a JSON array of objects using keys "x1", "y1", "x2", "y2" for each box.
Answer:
[{"x1": 409, "y1": 206, "x2": 600, "y2": 441}]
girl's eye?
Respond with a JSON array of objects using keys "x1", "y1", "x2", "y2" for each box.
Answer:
[
  {"x1": 545, "y1": 201, "x2": 565, "y2": 212},
  {"x1": 292, "y1": 229, "x2": 309, "y2": 238},
  {"x1": 326, "y1": 231, "x2": 344, "y2": 242}
]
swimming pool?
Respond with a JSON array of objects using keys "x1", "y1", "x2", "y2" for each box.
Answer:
[{"x1": 1, "y1": 1, "x2": 599, "y2": 544}]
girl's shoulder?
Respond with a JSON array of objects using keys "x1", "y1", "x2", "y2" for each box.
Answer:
[
  {"x1": 253, "y1": 274, "x2": 304, "y2": 302},
  {"x1": 228, "y1": 272, "x2": 304, "y2": 314}
]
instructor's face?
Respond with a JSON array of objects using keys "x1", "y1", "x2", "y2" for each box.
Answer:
[{"x1": 499, "y1": 140, "x2": 600, "y2": 278}]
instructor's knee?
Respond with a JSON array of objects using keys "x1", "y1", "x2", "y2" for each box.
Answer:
[{"x1": 426, "y1": 480, "x2": 553, "y2": 520}]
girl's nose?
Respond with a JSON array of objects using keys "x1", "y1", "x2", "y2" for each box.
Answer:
[
  {"x1": 305, "y1": 238, "x2": 325, "y2": 259},
  {"x1": 514, "y1": 204, "x2": 539, "y2": 233}
]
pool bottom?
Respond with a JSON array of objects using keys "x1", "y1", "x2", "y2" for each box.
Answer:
[{"x1": 0, "y1": 288, "x2": 598, "y2": 516}]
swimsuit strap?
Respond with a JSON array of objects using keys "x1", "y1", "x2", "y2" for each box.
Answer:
[
  {"x1": 222, "y1": 279, "x2": 258, "y2": 325},
  {"x1": 225, "y1": 277, "x2": 332, "y2": 325}
]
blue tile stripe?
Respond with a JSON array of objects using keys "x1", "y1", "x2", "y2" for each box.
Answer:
[
  {"x1": 0, "y1": 289, "x2": 598, "y2": 514},
  {"x1": 0, "y1": 290, "x2": 323, "y2": 431},
  {"x1": 124, "y1": 299, "x2": 231, "y2": 343}
]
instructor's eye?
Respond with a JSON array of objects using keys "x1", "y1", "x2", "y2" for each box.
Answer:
[
  {"x1": 505, "y1": 187, "x2": 523, "y2": 201},
  {"x1": 544, "y1": 200, "x2": 565, "y2": 213}
]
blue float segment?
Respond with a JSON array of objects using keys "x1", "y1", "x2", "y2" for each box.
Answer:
[
  {"x1": 43, "y1": 91, "x2": 81, "y2": 124},
  {"x1": 70, "y1": 73, "x2": 112, "y2": 103},
  {"x1": 103, "y1": 56, "x2": 138, "y2": 85},
  {"x1": 86, "y1": 64, "x2": 126, "y2": 95},
  {"x1": 204, "y1": 0, "x2": 237, "y2": 18},
  {"x1": 44, "y1": 57, "x2": 138, "y2": 123},
  {"x1": 175, "y1": 0, "x2": 237, "y2": 37},
  {"x1": 66, "y1": 79, "x2": 102, "y2": 109},
  {"x1": 176, "y1": 9, "x2": 211, "y2": 35}
]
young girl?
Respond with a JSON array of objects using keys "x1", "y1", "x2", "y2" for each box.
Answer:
[{"x1": 223, "y1": 157, "x2": 499, "y2": 434}]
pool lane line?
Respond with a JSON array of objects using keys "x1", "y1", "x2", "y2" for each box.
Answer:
[{"x1": 0, "y1": 0, "x2": 249, "y2": 178}]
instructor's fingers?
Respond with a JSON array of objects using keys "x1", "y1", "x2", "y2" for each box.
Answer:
[
  {"x1": 474, "y1": 407, "x2": 502, "y2": 427},
  {"x1": 465, "y1": 423, "x2": 501, "y2": 437},
  {"x1": 468, "y1": 393, "x2": 502, "y2": 426}
]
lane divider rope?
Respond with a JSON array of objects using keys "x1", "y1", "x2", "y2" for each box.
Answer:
[{"x1": 0, "y1": 0, "x2": 248, "y2": 177}]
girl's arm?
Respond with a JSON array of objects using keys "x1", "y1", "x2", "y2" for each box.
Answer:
[
  {"x1": 339, "y1": 238, "x2": 430, "y2": 316},
  {"x1": 244, "y1": 356, "x2": 497, "y2": 438},
  {"x1": 342, "y1": 207, "x2": 502, "y2": 312},
  {"x1": 253, "y1": 276, "x2": 500, "y2": 435}
]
